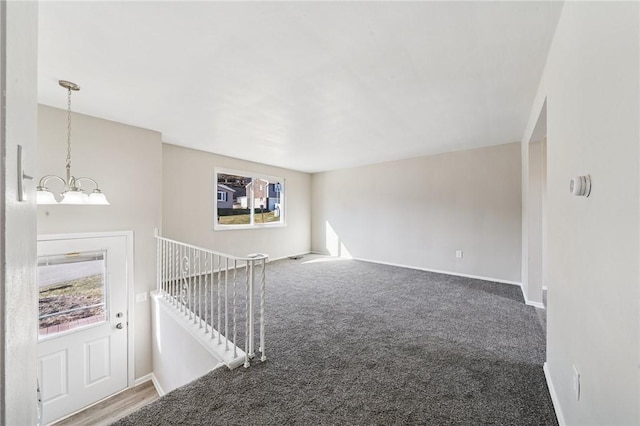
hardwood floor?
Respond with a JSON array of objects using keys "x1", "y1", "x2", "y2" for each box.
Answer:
[{"x1": 52, "y1": 380, "x2": 159, "y2": 426}]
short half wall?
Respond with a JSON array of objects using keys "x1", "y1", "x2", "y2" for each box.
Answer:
[{"x1": 151, "y1": 291, "x2": 222, "y2": 395}]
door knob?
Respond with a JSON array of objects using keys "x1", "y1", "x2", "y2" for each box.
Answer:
[{"x1": 116, "y1": 323, "x2": 123, "y2": 329}]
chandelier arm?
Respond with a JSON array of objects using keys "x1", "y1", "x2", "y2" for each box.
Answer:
[
  {"x1": 73, "y1": 176, "x2": 101, "y2": 190},
  {"x1": 37, "y1": 174, "x2": 67, "y2": 189}
]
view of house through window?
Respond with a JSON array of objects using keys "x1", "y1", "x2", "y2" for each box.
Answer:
[
  {"x1": 216, "y1": 171, "x2": 284, "y2": 228},
  {"x1": 38, "y1": 251, "x2": 108, "y2": 339}
]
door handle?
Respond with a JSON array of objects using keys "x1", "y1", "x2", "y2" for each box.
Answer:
[{"x1": 116, "y1": 323, "x2": 123, "y2": 329}]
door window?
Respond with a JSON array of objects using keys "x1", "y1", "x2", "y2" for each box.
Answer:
[{"x1": 38, "y1": 251, "x2": 108, "y2": 339}]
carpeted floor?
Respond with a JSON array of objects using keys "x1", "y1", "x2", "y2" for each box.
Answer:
[{"x1": 114, "y1": 255, "x2": 557, "y2": 425}]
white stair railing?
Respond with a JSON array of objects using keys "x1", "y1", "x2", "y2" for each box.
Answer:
[{"x1": 155, "y1": 231, "x2": 268, "y2": 369}]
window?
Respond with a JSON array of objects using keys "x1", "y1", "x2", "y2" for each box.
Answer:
[
  {"x1": 38, "y1": 251, "x2": 108, "y2": 339},
  {"x1": 215, "y1": 169, "x2": 285, "y2": 229}
]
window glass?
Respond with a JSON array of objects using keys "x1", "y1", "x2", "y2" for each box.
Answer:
[
  {"x1": 215, "y1": 171, "x2": 284, "y2": 229},
  {"x1": 38, "y1": 251, "x2": 108, "y2": 339},
  {"x1": 254, "y1": 180, "x2": 283, "y2": 224},
  {"x1": 217, "y1": 174, "x2": 252, "y2": 226}
]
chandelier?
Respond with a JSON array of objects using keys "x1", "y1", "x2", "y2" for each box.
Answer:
[{"x1": 36, "y1": 80, "x2": 109, "y2": 205}]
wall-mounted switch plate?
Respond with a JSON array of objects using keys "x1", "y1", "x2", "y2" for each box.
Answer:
[{"x1": 455, "y1": 250, "x2": 463, "y2": 259}]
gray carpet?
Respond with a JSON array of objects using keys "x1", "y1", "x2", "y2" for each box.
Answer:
[{"x1": 114, "y1": 255, "x2": 557, "y2": 425}]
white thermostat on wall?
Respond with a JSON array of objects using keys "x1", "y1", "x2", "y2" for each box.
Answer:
[{"x1": 570, "y1": 175, "x2": 591, "y2": 197}]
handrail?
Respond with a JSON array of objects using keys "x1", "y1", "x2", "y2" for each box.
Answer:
[
  {"x1": 155, "y1": 230, "x2": 268, "y2": 369},
  {"x1": 154, "y1": 229, "x2": 268, "y2": 263}
]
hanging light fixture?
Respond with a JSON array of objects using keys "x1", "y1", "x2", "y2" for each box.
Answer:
[{"x1": 36, "y1": 80, "x2": 109, "y2": 205}]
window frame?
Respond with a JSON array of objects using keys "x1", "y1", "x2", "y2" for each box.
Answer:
[{"x1": 214, "y1": 167, "x2": 286, "y2": 231}]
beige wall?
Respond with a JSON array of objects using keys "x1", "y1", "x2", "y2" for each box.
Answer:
[
  {"x1": 311, "y1": 143, "x2": 522, "y2": 283},
  {"x1": 2, "y1": 2, "x2": 39, "y2": 424},
  {"x1": 162, "y1": 143, "x2": 311, "y2": 259},
  {"x1": 522, "y1": 2, "x2": 639, "y2": 424},
  {"x1": 36, "y1": 105, "x2": 163, "y2": 379}
]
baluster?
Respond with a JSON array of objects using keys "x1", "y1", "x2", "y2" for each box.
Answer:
[
  {"x1": 217, "y1": 255, "x2": 222, "y2": 345},
  {"x1": 214, "y1": 254, "x2": 216, "y2": 340},
  {"x1": 233, "y1": 259, "x2": 237, "y2": 359},
  {"x1": 158, "y1": 237, "x2": 164, "y2": 295},
  {"x1": 171, "y1": 243, "x2": 175, "y2": 304},
  {"x1": 188, "y1": 248, "x2": 192, "y2": 320},
  {"x1": 224, "y1": 257, "x2": 229, "y2": 351},
  {"x1": 173, "y1": 243, "x2": 177, "y2": 304},
  {"x1": 169, "y1": 243, "x2": 173, "y2": 301},
  {"x1": 249, "y1": 259, "x2": 255, "y2": 358},
  {"x1": 156, "y1": 236, "x2": 160, "y2": 292},
  {"x1": 198, "y1": 251, "x2": 203, "y2": 328},
  {"x1": 172, "y1": 243, "x2": 176, "y2": 306},
  {"x1": 178, "y1": 245, "x2": 182, "y2": 311},
  {"x1": 260, "y1": 257, "x2": 266, "y2": 362},
  {"x1": 205, "y1": 252, "x2": 210, "y2": 334},
  {"x1": 191, "y1": 248, "x2": 196, "y2": 322},
  {"x1": 191, "y1": 248, "x2": 195, "y2": 321},
  {"x1": 176, "y1": 244, "x2": 179, "y2": 305},
  {"x1": 180, "y1": 245, "x2": 185, "y2": 313},
  {"x1": 185, "y1": 246, "x2": 189, "y2": 315},
  {"x1": 162, "y1": 239, "x2": 166, "y2": 296},
  {"x1": 244, "y1": 259, "x2": 250, "y2": 368},
  {"x1": 166, "y1": 242, "x2": 170, "y2": 299}
]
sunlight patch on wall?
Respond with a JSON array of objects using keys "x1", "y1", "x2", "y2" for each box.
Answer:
[
  {"x1": 326, "y1": 221, "x2": 340, "y2": 256},
  {"x1": 325, "y1": 221, "x2": 352, "y2": 258},
  {"x1": 340, "y1": 242, "x2": 352, "y2": 259}
]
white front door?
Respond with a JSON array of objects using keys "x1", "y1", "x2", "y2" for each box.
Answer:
[{"x1": 37, "y1": 235, "x2": 129, "y2": 424}]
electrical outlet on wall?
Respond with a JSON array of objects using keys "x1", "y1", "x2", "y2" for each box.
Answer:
[
  {"x1": 455, "y1": 250, "x2": 463, "y2": 259},
  {"x1": 572, "y1": 365, "x2": 581, "y2": 401}
]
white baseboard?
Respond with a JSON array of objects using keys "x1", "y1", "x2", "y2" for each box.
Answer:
[
  {"x1": 151, "y1": 373, "x2": 166, "y2": 397},
  {"x1": 134, "y1": 373, "x2": 153, "y2": 387},
  {"x1": 269, "y1": 251, "x2": 311, "y2": 262},
  {"x1": 544, "y1": 362, "x2": 566, "y2": 426},
  {"x1": 349, "y1": 256, "x2": 522, "y2": 286},
  {"x1": 134, "y1": 372, "x2": 165, "y2": 396},
  {"x1": 527, "y1": 300, "x2": 545, "y2": 309},
  {"x1": 520, "y1": 285, "x2": 546, "y2": 309}
]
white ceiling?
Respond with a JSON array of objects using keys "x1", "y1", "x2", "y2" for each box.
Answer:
[{"x1": 37, "y1": 1, "x2": 563, "y2": 173}]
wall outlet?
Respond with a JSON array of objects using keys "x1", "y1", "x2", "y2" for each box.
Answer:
[
  {"x1": 455, "y1": 250, "x2": 463, "y2": 259},
  {"x1": 136, "y1": 292, "x2": 148, "y2": 303},
  {"x1": 572, "y1": 365, "x2": 581, "y2": 401}
]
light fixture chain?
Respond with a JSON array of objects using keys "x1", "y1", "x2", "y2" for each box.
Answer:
[{"x1": 66, "y1": 87, "x2": 72, "y2": 171}]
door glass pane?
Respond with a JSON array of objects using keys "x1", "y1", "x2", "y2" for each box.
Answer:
[{"x1": 38, "y1": 251, "x2": 108, "y2": 339}]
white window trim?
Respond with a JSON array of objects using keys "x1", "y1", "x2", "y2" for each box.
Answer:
[
  {"x1": 217, "y1": 191, "x2": 227, "y2": 202},
  {"x1": 214, "y1": 167, "x2": 286, "y2": 231}
]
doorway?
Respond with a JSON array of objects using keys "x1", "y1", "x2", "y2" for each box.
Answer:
[
  {"x1": 36, "y1": 233, "x2": 132, "y2": 424},
  {"x1": 526, "y1": 100, "x2": 548, "y2": 329}
]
